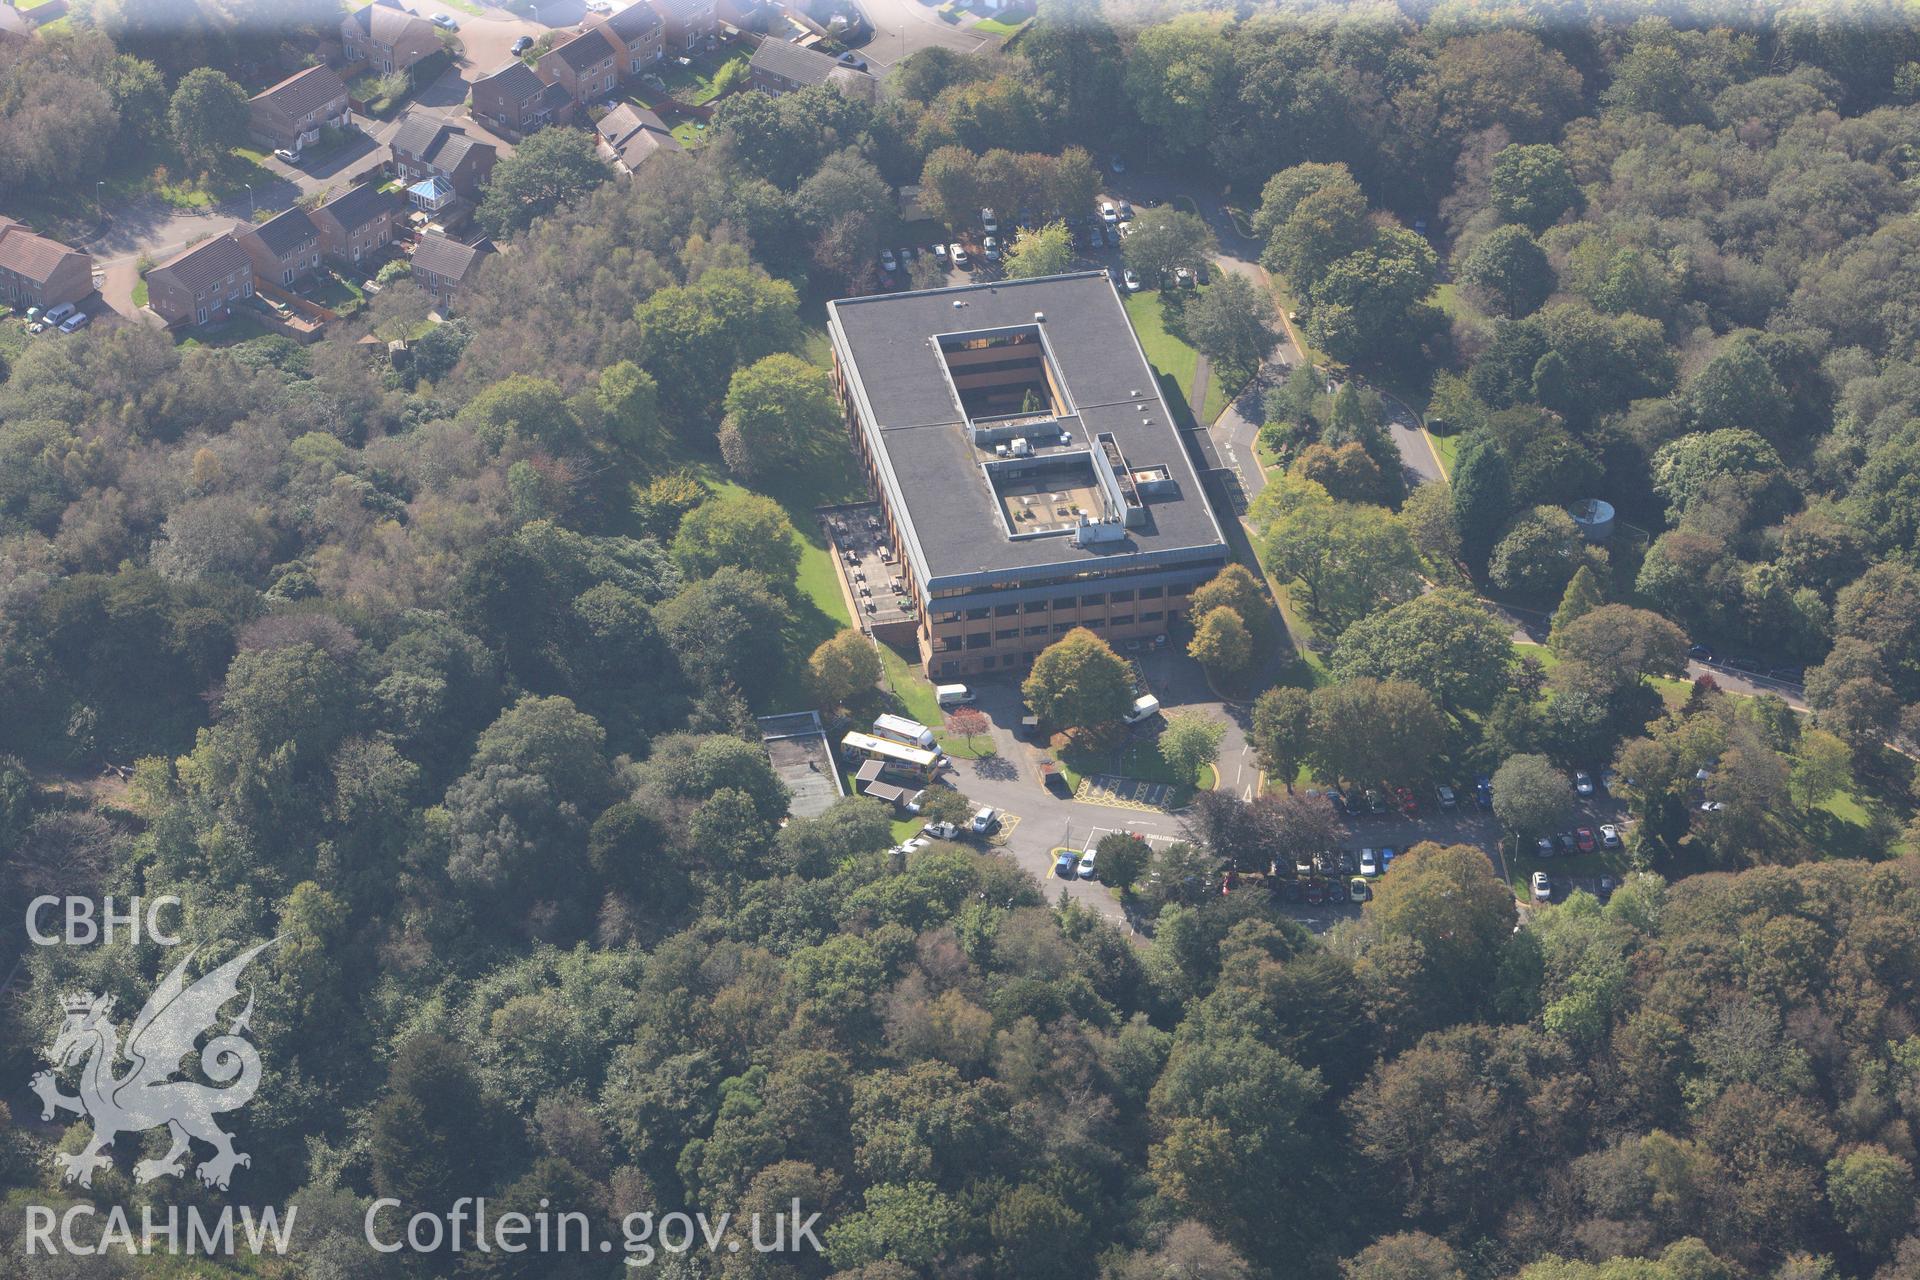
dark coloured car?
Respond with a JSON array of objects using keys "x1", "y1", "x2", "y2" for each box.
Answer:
[
  {"x1": 1054, "y1": 852, "x2": 1077, "y2": 878},
  {"x1": 511, "y1": 34, "x2": 533, "y2": 53},
  {"x1": 1365, "y1": 789, "x2": 1386, "y2": 815},
  {"x1": 1304, "y1": 878, "x2": 1326, "y2": 905},
  {"x1": 1277, "y1": 878, "x2": 1302, "y2": 903},
  {"x1": 1556, "y1": 832, "x2": 1578, "y2": 856},
  {"x1": 1327, "y1": 877, "x2": 1349, "y2": 903},
  {"x1": 1688, "y1": 644, "x2": 1716, "y2": 662}
]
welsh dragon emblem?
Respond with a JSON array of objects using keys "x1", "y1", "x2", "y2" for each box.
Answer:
[{"x1": 30, "y1": 940, "x2": 277, "y2": 1190}]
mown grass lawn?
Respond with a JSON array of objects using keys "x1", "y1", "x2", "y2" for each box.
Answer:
[{"x1": 1123, "y1": 289, "x2": 1201, "y2": 408}]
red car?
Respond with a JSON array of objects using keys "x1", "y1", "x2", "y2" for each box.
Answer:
[
  {"x1": 1304, "y1": 877, "x2": 1326, "y2": 905},
  {"x1": 1575, "y1": 826, "x2": 1597, "y2": 853},
  {"x1": 1395, "y1": 786, "x2": 1417, "y2": 815}
]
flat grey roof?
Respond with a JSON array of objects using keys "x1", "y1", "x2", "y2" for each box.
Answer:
[
  {"x1": 757, "y1": 712, "x2": 844, "y2": 819},
  {"x1": 827, "y1": 272, "x2": 1227, "y2": 588}
]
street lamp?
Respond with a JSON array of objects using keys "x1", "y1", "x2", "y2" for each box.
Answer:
[
  {"x1": 96, "y1": 181, "x2": 105, "y2": 216},
  {"x1": 244, "y1": 183, "x2": 254, "y2": 216}
]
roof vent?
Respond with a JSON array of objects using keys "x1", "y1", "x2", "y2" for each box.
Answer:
[
  {"x1": 951, "y1": 300, "x2": 967, "y2": 309},
  {"x1": 1033, "y1": 311, "x2": 1045, "y2": 322}
]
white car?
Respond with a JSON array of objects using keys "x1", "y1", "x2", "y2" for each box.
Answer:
[
  {"x1": 1531, "y1": 872, "x2": 1552, "y2": 901},
  {"x1": 58, "y1": 312, "x2": 89, "y2": 333},
  {"x1": 1100, "y1": 201, "x2": 1118, "y2": 224},
  {"x1": 430, "y1": 12, "x2": 457, "y2": 28},
  {"x1": 982, "y1": 236, "x2": 1000, "y2": 260},
  {"x1": 1078, "y1": 849, "x2": 1097, "y2": 879},
  {"x1": 950, "y1": 242, "x2": 970, "y2": 268},
  {"x1": 1599, "y1": 823, "x2": 1622, "y2": 848},
  {"x1": 932, "y1": 242, "x2": 948, "y2": 263},
  {"x1": 970, "y1": 805, "x2": 998, "y2": 834},
  {"x1": 1122, "y1": 268, "x2": 1141, "y2": 292},
  {"x1": 879, "y1": 248, "x2": 897, "y2": 272},
  {"x1": 923, "y1": 821, "x2": 961, "y2": 840},
  {"x1": 1359, "y1": 848, "x2": 1379, "y2": 877},
  {"x1": 980, "y1": 207, "x2": 999, "y2": 234}
]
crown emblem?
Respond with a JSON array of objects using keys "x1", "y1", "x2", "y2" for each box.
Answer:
[{"x1": 63, "y1": 993, "x2": 99, "y2": 1014}]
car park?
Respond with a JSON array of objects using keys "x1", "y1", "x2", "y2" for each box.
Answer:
[
  {"x1": 1434, "y1": 784, "x2": 1457, "y2": 810},
  {"x1": 1575, "y1": 770, "x2": 1594, "y2": 796},
  {"x1": 1575, "y1": 826, "x2": 1597, "y2": 853},
  {"x1": 1122, "y1": 268, "x2": 1141, "y2": 291},
  {"x1": 1359, "y1": 848, "x2": 1379, "y2": 876},
  {"x1": 970, "y1": 806, "x2": 999, "y2": 834},
  {"x1": 58, "y1": 312, "x2": 89, "y2": 333},
  {"x1": 923, "y1": 821, "x2": 961, "y2": 840},
  {"x1": 1600, "y1": 824, "x2": 1622, "y2": 848},
  {"x1": 1078, "y1": 849, "x2": 1098, "y2": 879},
  {"x1": 1531, "y1": 872, "x2": 1552, "y2": 901},
  {"x1": 1055, "y1": 852, "x2": 1077, "y2": 878}
]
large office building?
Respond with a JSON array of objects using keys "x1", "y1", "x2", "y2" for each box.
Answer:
[{"x1": 826, "y1": 272, "x2": 1232, "y2": 679}]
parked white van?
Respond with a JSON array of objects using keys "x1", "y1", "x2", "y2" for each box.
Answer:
[
  {"x1": 872, "y1": 713, "x2": 936, "y2": 750},
  {"x1": 1123, "y1": 693, "x2": 1162, "y2": 724},
  {"x1": 935, "y1": 684, "x2": 974, "y2": 707}
]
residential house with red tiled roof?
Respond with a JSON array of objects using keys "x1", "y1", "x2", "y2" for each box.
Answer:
[
  {"x1": 0, "y1": 217, "x2": 95, "y2": 311},
  {"x1": 535, "y1": 27, "x2": 620, "y2": 106},
  {"x1": 341, "y1": 0, "x2": 442, "y2": 76},
  {"x1": 145, "y1": 233, "x2": 254, "y2": 328},
  {"x1": 247, "y1": 64, "x2": 351, "y2": 153}
]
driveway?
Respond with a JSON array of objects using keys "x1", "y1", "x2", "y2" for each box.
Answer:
[
  {"x1": 849, "y1": 0, "x2": 1002, "y2": 74},
  {"x1": 916, "y1": 648, "x2": 1254, "y2": 933}
]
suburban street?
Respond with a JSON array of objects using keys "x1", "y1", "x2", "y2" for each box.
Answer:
[{"x1": 848, "y1": 0, "x2": 1003, "y2": 73}]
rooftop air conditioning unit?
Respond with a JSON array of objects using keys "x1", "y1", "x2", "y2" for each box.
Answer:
[{"x1": 1033, "y1": 311, "x2": 1045, "y2": 322}]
